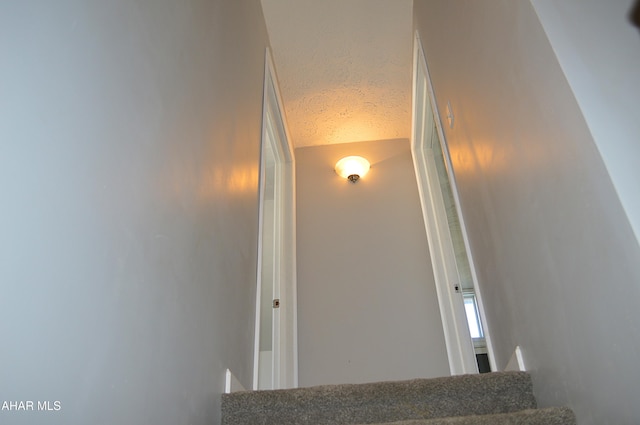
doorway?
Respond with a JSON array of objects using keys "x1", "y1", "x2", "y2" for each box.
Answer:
[
  {"x1": 411, "y1": 32, "x2": 495, "y2": 374},
  {"x1": 253, "y1": 49, "x2": 297, "y2": 390}
]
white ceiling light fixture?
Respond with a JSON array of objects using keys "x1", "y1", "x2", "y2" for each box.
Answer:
[{"x1": 335, "y1": 156, "x2": 370, "y2": 183}]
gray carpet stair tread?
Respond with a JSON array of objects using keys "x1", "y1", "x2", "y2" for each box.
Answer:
[
  {"x1": 221, "y1": 372, "x2": 537, "y2": 425},
  {"x1": 354, "y1": 407, "x2": 576, "y2": 425}
]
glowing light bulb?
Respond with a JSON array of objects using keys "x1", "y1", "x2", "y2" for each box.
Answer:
[{"x1": 335, "y1": 156, "x2": 370, "y2": 183}]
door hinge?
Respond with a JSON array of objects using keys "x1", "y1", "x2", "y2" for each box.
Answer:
[{"x1": 273, "y1": 299, "x2": 280, "y2": 308}]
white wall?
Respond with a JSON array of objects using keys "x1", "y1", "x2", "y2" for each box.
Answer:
[
  {"x1": 414, "y1": 1, "x2": 640, "y2": 424},
  {"x1": 296, "y1": 139, "x2": 450, "y2": 387},
  {"x1": 530, "y1": 0, "x2": 640, "y2": 244},
  {"x1": 0, "y1": 1, "x2": 268, "y2": 424}
]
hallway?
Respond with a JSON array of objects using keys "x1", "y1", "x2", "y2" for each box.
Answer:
[{"x1": 1, "y1": 1, "x2": 640, "y2": 424}]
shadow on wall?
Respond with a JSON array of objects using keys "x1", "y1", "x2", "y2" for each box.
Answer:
[{"x1": 631, "y1": 0, "x2": 640, "y2": 29}]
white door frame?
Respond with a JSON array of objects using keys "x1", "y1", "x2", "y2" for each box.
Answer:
[
  {"x1": 411, "y1": 31, "x2": 496, "y2": 374},
  {"x1": 253, "y1": 48, "x2": 298, "y2": 389}
]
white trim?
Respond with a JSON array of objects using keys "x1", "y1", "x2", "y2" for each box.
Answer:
[
  {"x1": 253, "y1": 48, "x2": 298, "y2": 390},
  {"x1": 252, "y1": 124, "x2": 266, "y2": 390},
  {"x1": 411, "y1": 31, "x2": 483, "y2": 375},
  {"x1": 267, "y1": 47, "x2": 298, "y2": 389},
  {"x1": 505, "y1": 346, "x2": 526, "y2": 372},
  {"x1": 225, "y1": 369, "x2": 246, "y2": 394}
]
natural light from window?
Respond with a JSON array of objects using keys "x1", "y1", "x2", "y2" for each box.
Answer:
[{"x1": 463, "y1": 294, "x2": 483, "y2": 339}]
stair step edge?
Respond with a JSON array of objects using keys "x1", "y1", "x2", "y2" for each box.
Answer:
[
  {"x1": 353, "y1": 407, "x2": 577, "y2": 425},
  {"x1": 221, "y1": 372, "x2": 538, "y2": 425}
]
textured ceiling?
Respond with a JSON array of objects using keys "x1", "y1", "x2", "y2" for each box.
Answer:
[{"x1": 261, "y1": 0, "x2": 414, "y2": 148}]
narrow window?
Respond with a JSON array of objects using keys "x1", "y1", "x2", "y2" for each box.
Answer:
[{"x1": 463, "y1": 292, "x2": 484, "y2": 339}]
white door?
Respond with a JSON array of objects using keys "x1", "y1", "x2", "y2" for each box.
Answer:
[
  {"x1": 254, "y1": 49, "x2": 298, "y2": 390},
  {"x1": 411, "y1": 32, "x2": 495, "y2": 375}
]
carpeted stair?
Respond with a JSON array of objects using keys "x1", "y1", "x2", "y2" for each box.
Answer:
[{"x1": 221, "y1": 371, "x2": 575, "y2": 425}]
